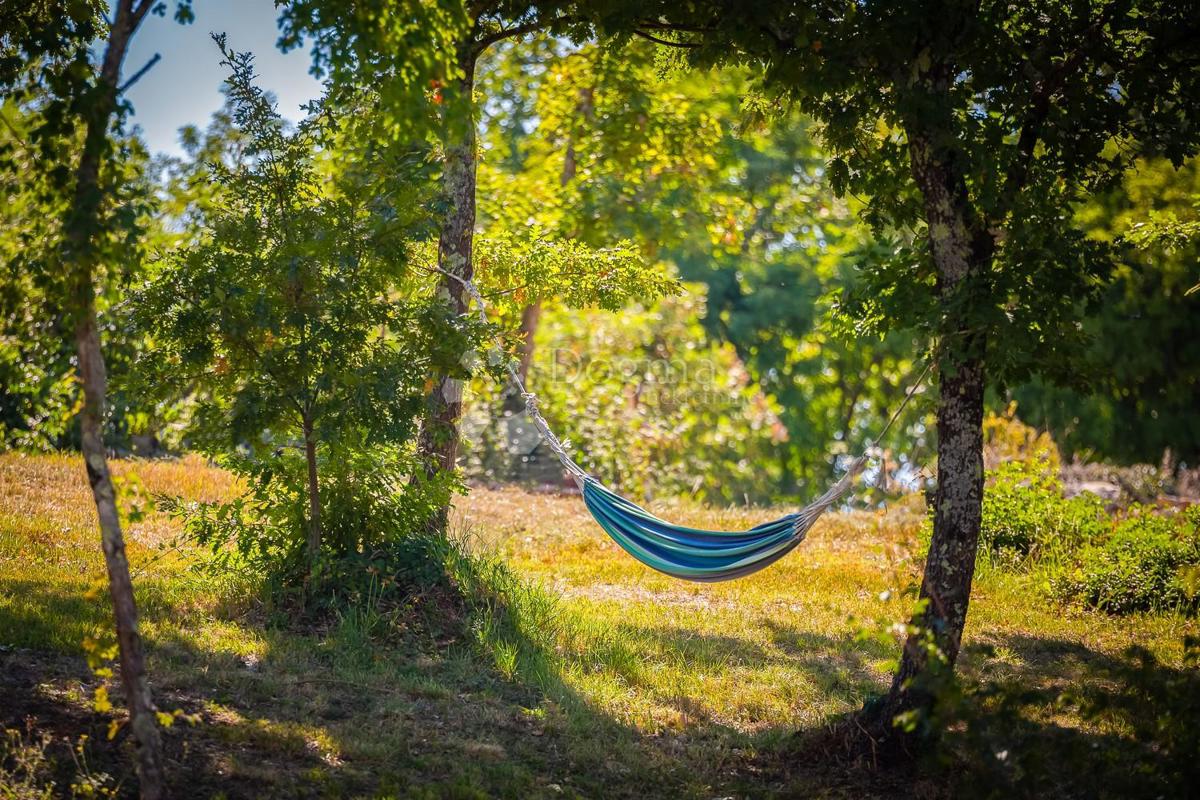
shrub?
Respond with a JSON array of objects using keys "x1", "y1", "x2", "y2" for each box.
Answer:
[
  {"x1": 983, "y1": 406, "x2": 1061, "y2": 473},
  {"x1": 139, "y1": 47, "x2": 485, "y2": 599},
  {"x1": 0, "y1": 727, "x2": 54, "y2": 800},
  {"x1": 158, "y1": 445, "x2": 458, "y2": 607},
  {"x1": 979, "y1": 461, "x2": 1108, "y2": 562},
  {"x1": 1051, "y1": 506, "x2": 1200, "y2": 615},
  {"x1": 978, "y1": 460, "x2": 1200, "y2": 615}
]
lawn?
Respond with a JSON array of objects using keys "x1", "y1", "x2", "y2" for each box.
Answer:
[{"x1": 1, "y1": 452, "x2": 1196, "y2": 798}]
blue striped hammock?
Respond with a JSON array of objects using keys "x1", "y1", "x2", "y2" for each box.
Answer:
[
  {"x1": 578, "y1": 458, "x2": 866, "y2": 582},
  {"x1": 510, "y1": 377, "x2": 872, "y2": 583}
]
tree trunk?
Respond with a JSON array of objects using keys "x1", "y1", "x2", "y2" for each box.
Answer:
[
  {"x1": 879, "y1": 128, "x2": 989, "y2": 725},
  {"x1": 501, "y1": 300, "x2": 542, "y2": 414},
  {"x1": 516, "y1": 300, "x2": 542, "y2": 384},
  {"x1": 75, "y1": 306, "x2": 166, "y2": 800},
  {"x1": 62, "y1": 2, "x2": 164, "y2": 797},
  {"x1": 302, "y1": 414, "x2": 322, "y2": 566},
  {"x1": 418, "y1": 49, "x2": 478, "y2": 509},
  {"x1": 886, "y1": 350, "x2": 984, "y2": 701}
]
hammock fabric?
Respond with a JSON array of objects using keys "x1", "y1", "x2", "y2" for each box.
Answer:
[
  {"x1": 449, "y1": 271, "x2": 916, "y2": 583},
  {"x1": 580, "y1": 459, "x2": 865, "y2": 582}
]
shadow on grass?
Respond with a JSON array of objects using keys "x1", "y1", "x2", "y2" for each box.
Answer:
[
  {"x1": 0, "y1": 578, "x2": 105, "y2": 651},
  {"x1": 5, "y1": 549, "x2": 715, "y2": 798},
  {"x1": 600, "y1": 621, "x2": 893, "y2": 722},
  {"x1": 3, "y1": 559, "x2": 1198, "y2": 799},
  {"x1": 927, "y1": 630, "x2": 1200, "y2": 799},
  {"x1": 581, "y1": 615, "x2": 1200, "y2": 799}
]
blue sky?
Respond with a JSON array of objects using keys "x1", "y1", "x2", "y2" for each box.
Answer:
[{"x1": 119, "y1": 0, "x2": 323, "y2": 156}]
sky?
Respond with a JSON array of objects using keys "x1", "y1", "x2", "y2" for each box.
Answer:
[{"x1": 119, "y1": 0, "x2": 323, "y2": 157}]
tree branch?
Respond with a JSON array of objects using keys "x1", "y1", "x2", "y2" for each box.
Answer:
[
  {"x1": 632, "y1": 30, "x2": 699, "y2": 49},
  {"x1": 131, "y1": 0, "x2": 157, "y2": 27},
  {"x1": 995, "y1": 2, "x2": 1123, "y2": 220},
  {"x1": 635, "y1": 20, "x2": 716, "y2": 34},
  {"x1": 97, "y1": 1, "x2": 136, "y2": 88},
  {"x1": 473, "y1": 15, "x2": 578, "y2": 52},
  {"x1": 119, "y1": 52, "x2": 161, "y2": 93}
]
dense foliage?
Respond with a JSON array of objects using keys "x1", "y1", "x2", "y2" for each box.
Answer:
[
  {"x1": 467, "y1": 40, "x2": 930, "y2": 501},
  {"x1": 0, "y1": 100, "x2": 168, "y2": 452},
  {"x1": 467, "y1": 289, "x2": 792, "y2": 503},
  {"x1": 576, "y1": 1, "x2": 1200, "y2": 384},
  {"x1": 1014, "y1": 157, "x2": 1200, "y2": 464}
]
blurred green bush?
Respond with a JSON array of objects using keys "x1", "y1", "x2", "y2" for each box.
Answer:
[
  {"x1": 972, "y1": 457, "x2": 1200, "y2": 615},
  {"x1": 1050, "y1": 506, "x2": 1200, "y2": 614}
]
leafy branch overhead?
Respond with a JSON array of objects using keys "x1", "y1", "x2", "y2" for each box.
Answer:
[
  {"x1": 473, "y1": 234, "x2": 675, "y2": 311},
  {"x1": 1125, "y1": 213, "x2": 1200, "y2": 296}
]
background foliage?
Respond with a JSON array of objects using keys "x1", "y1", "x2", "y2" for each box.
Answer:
[{"x1": 0, "y1": 6, "x2": 1195, "y2": 505}]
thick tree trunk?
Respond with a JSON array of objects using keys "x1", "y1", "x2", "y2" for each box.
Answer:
[
  {"x1": 879, "y1": 129, "x2": 988, "y2": 725},
  {"x1": 886, "y1": 351, "x2": 984, "y2": 700},
  {"x1": 302, "y1": 414, "x2": 322, "y2": 566},
  {"x1": 418, "y1": 50, "x2": 478, "y2": 508},
  {"x1": 62, "y1": 3, "x2": 164, "y2": 797}
]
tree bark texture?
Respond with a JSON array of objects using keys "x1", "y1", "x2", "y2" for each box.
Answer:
[
  {"x1": 883, "y1": 128, "x2": 988, "y2": 721},
  {"x1": 63, "y1": 2, "x2": 165, "y2": 797},
  {"x1": 418, "y1": 50, "x2": 479, "y2": 498}
]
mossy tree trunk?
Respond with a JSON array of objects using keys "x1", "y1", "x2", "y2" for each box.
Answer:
[{"x1": 881, "y1": 107, "x2": 990, "y2": 723}]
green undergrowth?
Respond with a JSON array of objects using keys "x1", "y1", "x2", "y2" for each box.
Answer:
[{"x1": 974, "y1": 460, "x2": 1200, "y2": 615}]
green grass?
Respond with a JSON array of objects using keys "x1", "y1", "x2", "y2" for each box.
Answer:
[{"x1": 1, "y1": 453, "x2": 1197, "y2": 798}]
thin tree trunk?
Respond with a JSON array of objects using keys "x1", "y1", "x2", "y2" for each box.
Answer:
[
  {"x1": 516, "y1": 300, "x2": 542, "y2": 383},
  {"x1": 75, "y1": 308, "x2": 166, "y2": 799},
  {"x1": 62, "y1": 2, "x2": 164, "y2": 797},
  {"x1": 302, "y1": 414, "x2": 322, "y2": 566},
  {"x1": 418, "y1": 48, "x2": 478, "y2": 522},
  {"x1": 500, "y1": 300, "x2": 541, "y2": 414},
  {"x1": 880, "y1": 127, "x2": 989, "y2": 725}
]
